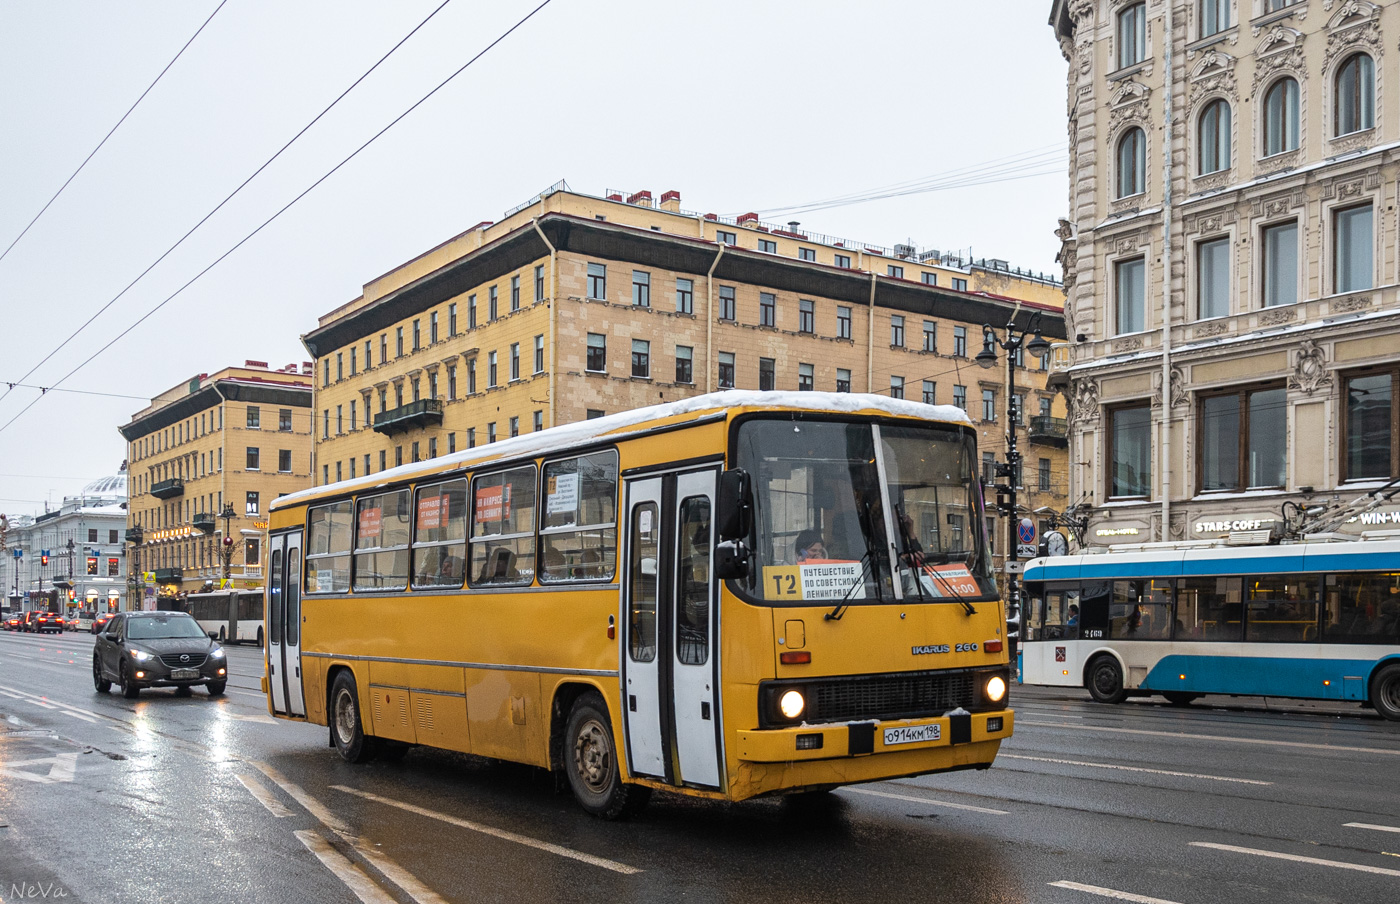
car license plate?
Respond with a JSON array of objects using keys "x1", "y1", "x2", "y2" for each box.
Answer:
[
  {"x1": 883, "y1": 723, "x2": 942, "y2": 746},
  {"x1": 171, "y1": 668, "x2": 199, "y2": 680}
]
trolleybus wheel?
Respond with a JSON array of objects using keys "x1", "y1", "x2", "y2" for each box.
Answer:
[
  {"x1": 257, "y1": 626, "x2": 264, "y2": 649},
  {"x1": 563, "y1": 693, "x2": 649, "y2": 819},
  {"x1": 330, "y1": 671, "x2": 375, "y2": 763},
  {"x1": 93, "y1": 656, "x2": 111, "y2": 694},
  {"x1": 1162, "y1": 692, "x2": 1199, "y2": 706},
  {"x1": 1371, "y1": 663, "x2": 1400, "y2": 722},
  {"x1": 218, "y1": 626, "x2": 226, "y2": 643},
  {"x1": 1086, "y1": 655, "x2": 1127, "y2": 705}
]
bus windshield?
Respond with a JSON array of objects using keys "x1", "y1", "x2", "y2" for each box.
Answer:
[{"x1": 734, "y1": 418, "x2": 996, "y2": 604}]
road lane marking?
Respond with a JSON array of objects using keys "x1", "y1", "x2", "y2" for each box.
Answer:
[
  {"x1": 295, "y1": 830, "x2": 398, "y2": 904},
  {"x1": 1019, "y1": 720, "x2": 1400, "y2": 757},
  {"x1": 331, "y1": 784, "x2": 643, "y2": 875},
  {"x1": 251, "y1": 761, "x2": 450, "y2": 904},
  {"x1": 1347, "y1": 822, "x2": 1400, "y2": 834},
  {"x1": 0, "y1": 752, "x2": 78, "y2": 784},
  {"x1": 1190, "y1": 841, "x2": 1400, "y2": 877},
  {"x1": 842, "y1": 786, "x2": 1009, "y2": 815},
  {"x1": 1000, "y1": 753, "x2": 1272, "y2": 785},
  {"x1": 0, "y1": 683, "x2": 107, "y2": 722},
  {"x1": 1048, "y1": 881, "x2": 1185, "y2": 903},
  {"x1": 225, "y1": 713, "x2": 277, "y2": 724},
  {"x1": 237, "y1": 773, "x2": 293, "y2": 817}
]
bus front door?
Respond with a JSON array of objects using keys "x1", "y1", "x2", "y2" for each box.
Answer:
[
  {"x1": 267, "y1": 530, "x2": 306, "y2": 717},
  {"x1": 621, "y1": 470, "x2": 722, "y2": 790}
]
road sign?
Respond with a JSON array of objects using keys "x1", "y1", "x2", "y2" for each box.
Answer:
[
  {"x1": 1017, "y1": 543, "x2": 1037, "y2": 559},
  {"x1": 1017, "y1": 520, "x2": 1036, "y2": 545},
  {"x1": 1004, "y1": 561, "x2": 1023, "y2": 574}
]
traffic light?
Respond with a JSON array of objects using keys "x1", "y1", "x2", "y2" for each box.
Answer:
[{"x1": 40, "y1": 552, "x2": 49, "y2": 566}]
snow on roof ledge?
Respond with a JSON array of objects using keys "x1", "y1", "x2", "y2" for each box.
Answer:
[{"x1": 276, "y1": 391, "x2": 971, "y2": 509}]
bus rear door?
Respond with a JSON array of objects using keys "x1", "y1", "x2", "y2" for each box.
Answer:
[
  {"x1": 621, "y1": 468, "x2": 723, "y2": 790},
  {"x1": 267, "y1": 530, "x2": 306, "y2": 717}
]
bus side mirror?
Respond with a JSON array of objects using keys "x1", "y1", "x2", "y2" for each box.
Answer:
[
  {"x1": 714, "y1": 540, "x2": 749, "y2": 581},
  {"x1": 716, "y1": 469, "x2": 752, "y2": 541}
]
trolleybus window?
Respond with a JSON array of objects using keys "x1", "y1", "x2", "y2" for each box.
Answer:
[
  {"x1": 629, "y1": 502, "x2": 659, "y2": 662},
  {"x1": 540, "y1": 451, "x2": 617, "y2": 583},
  {"x1": 470, "y1": 465, "x2": 536, "y2": 586},
  {"x1": 1246, "y1": 574, "x2": 1318, "y2": 642},
  {"x1": 1325, "y1": 572, "x2": 1400, "y2": 642},
  {"x1": 411, "y1": 480, "x2": 467, "y2": 589},
  {"x1": 353, "y1": 490, "x2": 412, "y2": 591},
  {"x1": 305, "y1": 501, "x2": 352, "y2": 593}
]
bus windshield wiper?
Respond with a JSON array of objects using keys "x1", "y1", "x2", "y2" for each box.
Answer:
[
  {"x1": 896, "y1": 504, "x2": 974, "y2": 615},
  {"x1": 827, "y1": 502, "x2": 883, "y2": 620}
]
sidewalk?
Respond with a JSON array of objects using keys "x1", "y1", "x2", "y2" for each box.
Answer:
[{"x1": 1012, "y1": 681, "x2": 1386, "y2": 721}]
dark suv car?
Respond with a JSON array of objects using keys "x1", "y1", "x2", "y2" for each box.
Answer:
[
  {"x1": 93, "y1": 612, "x2": 228, "y2": 698},
  {"x1": 23, "y1": 610, "x2": 64, "y2": 634}
]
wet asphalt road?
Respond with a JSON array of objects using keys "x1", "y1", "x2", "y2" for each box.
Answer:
[{"x1": 1, "y1": 629, "x2": 1398, "y2": 904}]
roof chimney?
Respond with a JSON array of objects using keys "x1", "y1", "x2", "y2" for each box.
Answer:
[
  {"x1": 659, "y1": 190, "x2": 681, "y2": 212},
  {"x1": 245, "y1": 360, "x2": 268, "y2": 369},
  {"x1": 301, "y1": 361, "x2": 313, "y2": 375}
]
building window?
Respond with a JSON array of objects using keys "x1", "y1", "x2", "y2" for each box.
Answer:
[
  {"x1": 466, "y1": 428, "x2": 475, "y2": 449},
  {"x1": 1116, "y1": 256, "x2": 1146, "y2": 334},
  {"x1": 534, "y1": 334, "x2": 544, "y2": 374},
  {"x1": 448, "y1": 433, "x2": 456, "y2": 453},
  {"x1": 758, "y1": 238, "x2": 777, "y2": 254},
  {"x1": 836, "y1": 368, "x2": 851, "y2": 393},
  {"x1": 952, "y1": 277, "x2": 967, "y2": 291},
  {"x1": 1344, "y1": 367, "x2": 1399, "y2": 480},
  {"x1": 508, "y1": 343, "x2": 519, "y2": 381},
  {"x1": 1200, "y1": 384, "x2": 1286, "y2": 491},
  {"x1": 533, "y1": 410, "x2": 543, "y2": 433},
  {"x1": 366, "y1": 338, "x2": 374, "y2": 368},
  {"x1": 717, "y1": 230, "x2": 737, "y2": 245},
  {"x1": 953, "y1": 325, "x2": 967, "y2": 357},
  {"x1": 1197, "y1": 237, "x2": 1230, "y2": 320},
  {"x1": 799, "y1": 247, "x2": 816, "y2": 261},
  {"x1": 487, "y1": 423, "x2": 496, "y2": 444},
  {"x1": 410, "y1": 380, "x2": 419, "y2": 402},
  {"x1": 884, "y1": 264, "x2": 901, "y2": 279},
  {"x1": 1334, "y1": 203, "x2": 1373, "y2": 293},
  {"x1": 1039, "y1": 457, "x2": 1052, "y2": 492},
  {"x1": 468, "y1": 295, "x2": 477, "y2": 329},
  {"x1": 335, "y1": 461, "x2": 343, "y2": 482},
  {"x1": 448, "y1": 303, "x2": 457, "y2": 336},
  {"x1": 350, "y1": 347, "x2": 357, "y2": 375},
  {"x1": 953, "y1": 385, "x2": 967, "y2": 411},
  {"x1": 509, "y1": 416, "x2": 519, "y2": 438},
  {"x1": 676, "y1": 345, "x2": 693, "y2": 383},
  {"x1": 380, "y1": 450, "x2": 387, "y2": 471},
  {"x1": 837, "y1": 305, "x2": 852, "y2": 340},
  {"x1": 350, "y1": 400, "x2": 357, "y2": 430},
  {"x1": 244, "y1": 406, "x2": 260, "y2": 429},
  {"x1": 718, "y1": 352, "x2": 735, "y2": 389},
  {"x1": 322, "y1": 358, "x2": 329, "y2": 387},
  {"x1": 279, "y1": 449, "x2": 292, "y2": 472},
  {"x1": 1262, "y1": 77, "x2": 1300, "y2": 157},
  {"x1": 487, "y1": 351, "x2": 498, "y2": 388},
  {"x1": 489, "y1": 286, "x2": 498, "y2": 321},
  {"x1": 922, "y1": 272, "x2": 937, "y2": 286},
  {"x1": 759, "y1": 292, "x2": 776, "y2": 327},
  {"x1": 448, "y1": 365, "x2": 457, "y2": 400},
  {"x1": 109, "y1": 529, "x2": 119, "y2": 544},
  {"x1": 890, "y1": 315, "x2": 904, "y2": 347},
  {"x1": 1199, "y1": 0, "x2": 1229, "y2": 38},
  {"x1": 1116, "y1": 127, "x2": 1146, "y2": 198},
  {"x1": 466, "y1": 358, "x2": 477, "y2": 394},
  {"x1": 430, "y1": 311, "x2": 439, "y2": 344},
  {"x1": 982, "y1": 452, "x2": 997, "y2": 485},
  {"x1": 922, "y1": 380, "x2": 936, "y2": 404},
  {"x1": 322, "y1": 410, "x2": 329, "y2": 439},
  {"x1": 535, "y1": 264, "x2": 545, "y2": 301},
  {"x1": 719, "y1": 286, "x2": 736, "y2": 321},
  {"x1": 834, "y1": 253, "x2": 851, "y2": 269},
  {"x1": 585, "y1": 410, "x2": 603, "y2": 421},
  {"x1": 890, "y1": 375, "x2": 904, "y2": 399},
  {"x1": 798, "y1": 363, "x2": 814, "y2": 391},
  {"x1": 676, "y1": 277, "x2": 693, "y2": 314},
  {"x1": 1262, "y1": 220, "x2": 1298, "y2": 308},
  {"x1": 1198, "y1": 99, "x2": 1231, "y2": 175},
  {"x1": 1117, "y1": 2, "x2": 1145, "y2": 70},
  {"x1": 1335, "y1": 53, "x2": 1375, "y2": 137},
  {"x1": 511, "y1": 275, "x2": 521, "y2": 311},
  {"x1": 1109, "y1": 405, "x2": 1151, "y2": 498},
  {"x1": 982, "y1": 389, "x2": 997, "y2": 422},
  {"x1": 246, "y1": 492, "x2": 260, "y2": 516},
  {"x1": 759, "y1": 357, "x2": 775, "y2": 391},
  {"x1": 632, "y1": 339, "x2": 650, "y2": 378},
  {"x1": 587, "y1": 333, "x2": 606, "y2": 372},
  {"x1": 922, "y1": 320, "x2": 936, "y2": 352},
  {"x1": 412, "y1": 319, "x2": 421, "y2": 351},
  {"x1": 632, "y1": 270, "x2": 650, "y2": 307}
]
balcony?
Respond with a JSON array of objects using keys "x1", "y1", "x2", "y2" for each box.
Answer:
[
  {"x1": 150, "y1": 478, "x2": 185, "y2": 500},
  {"x1": 373, "y1": 398, "x2": 443, "y2": 436},
  {"x1": 192, "y1": 512, "x2": 216, "y2": 534},
  {"x1": 1028, "y1": 415, "x2": 1068, "y2": 447},
  {"x1": 1044, "y1": 342, "x2": 1072, "y2": 392},
  {"x1": 154, "y1": 567, "x2": 183, "y2": 583},
  {"x1": 124, "y1": 528, "x2": 144, "y2": 543}
]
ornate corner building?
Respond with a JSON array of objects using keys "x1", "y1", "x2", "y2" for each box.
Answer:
[{"x1": 1048, "y1": 0, "x2": 1400, "y2": 545}]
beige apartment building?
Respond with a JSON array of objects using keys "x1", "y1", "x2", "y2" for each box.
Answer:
[
  {"x1": 1048, "y1": 0, "x2": 1400, "y2": 547},
  {"x1": 302, "y1": 183, "x2": 1070, "y2": 564},
  {"x1": 119, "y1": 362, "x2": 315, "y2": 603}
]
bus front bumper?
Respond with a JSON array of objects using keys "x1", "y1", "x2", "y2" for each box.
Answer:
[{"x1": 735, "y1": 708, "x2": 1013, "y2": 763}]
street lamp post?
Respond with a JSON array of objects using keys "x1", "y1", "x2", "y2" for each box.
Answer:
[
  {"x1": 126, "y1": 525, "x2": 144, "y2": 612},
  {"x1": 219, "y1": 504, "x2": 237, "y2": 586},
  {"x1": 975, "y1": 310, "x2": 1050, "y2": 660}
]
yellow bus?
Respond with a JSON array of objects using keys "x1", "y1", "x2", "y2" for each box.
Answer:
[{"x1": 263, "y1": 391, "x2": 1013, "y2": 817}]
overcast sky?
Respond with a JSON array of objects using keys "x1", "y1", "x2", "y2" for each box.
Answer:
[{"x1": 0, "y1": 0, "x2": 1068, "y2": 516}]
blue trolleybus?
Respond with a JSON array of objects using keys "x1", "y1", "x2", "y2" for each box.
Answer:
[{"x1": 1020, "y1": 539, "x2": 1400, "y2": 720}]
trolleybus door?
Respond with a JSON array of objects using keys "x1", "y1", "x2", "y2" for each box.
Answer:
[
  {"x1": 622, "y1": 478, "x2": 666, "y2": 778},
  {"x1": 267, "y1": 530, "x2": 306, "y2": 717}
]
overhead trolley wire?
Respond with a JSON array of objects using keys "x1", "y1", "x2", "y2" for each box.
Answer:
[
  {"x1": 0, "y1": 0, "x2": 457, "y2": 410},
  {"x1": 0, "y1": 0, "x2": 556, "y2": 438},
  {"x1": 0, "y1": 0, "x2": 230, "y2": 268}
]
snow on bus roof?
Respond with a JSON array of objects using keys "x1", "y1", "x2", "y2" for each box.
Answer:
[{"x1": 275, "y1": 390, "x2": 971, "y2": 509}]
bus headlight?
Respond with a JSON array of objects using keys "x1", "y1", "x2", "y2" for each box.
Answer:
[
  {"x1": 779, "y1": 689, "x2": 806, "y2": 720},
  {"x1": 985, "y1": 675, "x2": 1007, "y2": 703}
]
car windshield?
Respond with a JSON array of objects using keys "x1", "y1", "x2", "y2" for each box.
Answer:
[
  {"x1": 126, "y1": 615, "x2": 206, "y2": 640},
  {"x1": 734, "y1": 418, "x2": 996, "y2": 605}
]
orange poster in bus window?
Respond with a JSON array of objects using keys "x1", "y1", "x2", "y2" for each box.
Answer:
[
  {"x1": 358, "y1": 506, "x2": 382, "y2": 540},
  {"x1": 921, "y1": 564, "x2": 981, "y2": 597},
  {"x1": 475, "y1": 485, "x2": 511, "y2": 523},
  {"x1": 417, "y1": 494, "x2": 445, "y2": 531}
]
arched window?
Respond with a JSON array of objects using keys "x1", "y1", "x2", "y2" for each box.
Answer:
[
  {"x1": 1335, "y1": 53, "x2": 1375, "y2": 136},
  {"x1": 1117, "y1": 127, "x2": 1146, "y2": 199},
  {"x1": 1198, "y1": 100, "x2": 1231, "y2": 174},
  {"x1": 1263, "y1": 78, "x2": 1300, "y2": 156}
]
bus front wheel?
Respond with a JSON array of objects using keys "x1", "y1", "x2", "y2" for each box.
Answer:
[
  {"x1": 563, "y1": 693, "x2": 649, "y2": 819},
  {"x1": 330, "y1": 671, "x2": 374, "y2": 763},
  {"x1": 1371, "y1": 664, "x2": 1400, "y2": 722},
  {"x1": 1086, "y1": 656, "x2": 1128, "y2": 705},
  {"x1": 1162, "y1": 692, "x2": 1199, "y2": 706}
]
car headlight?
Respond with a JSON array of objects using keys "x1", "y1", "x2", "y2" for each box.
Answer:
[
  {"x1": 985, "y1": 675, "x2": 1007, "y2": 703},
  {"x1": 779, "y1": 689, "x2": 806, "y2": 720},
  {"x1": 210, "y1": 648, "x2": 226, "y2": 659},
  {"x1": 130, "y1": 649, "x2": 153, "y2": 662}
]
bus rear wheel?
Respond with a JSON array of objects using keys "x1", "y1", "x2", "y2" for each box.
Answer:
[
  {"x1": 1371, "y1": 664, "x2": 1400, "y2": 722},
  {"x1": 330, "y1": 671, "x2": 374, "y2": 763},
  {"x1": 1086, "y1": 656, "x2": 1127, "y2": 705},
  {"x1": 563, "y1": 693, "x2": 649, "y2": 819}
]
